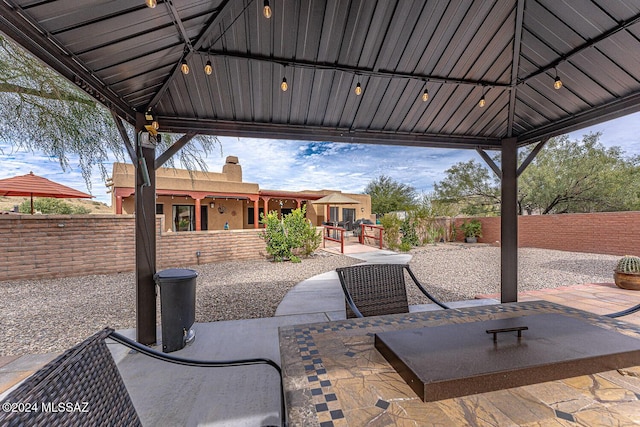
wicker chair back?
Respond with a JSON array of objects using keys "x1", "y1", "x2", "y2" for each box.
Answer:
[
  {"x1": 337, "y1": 264, "x2": 410, "y2": 318},
  {"x1": 0, "y1": 328, "x2": 141, "y2": 427}
]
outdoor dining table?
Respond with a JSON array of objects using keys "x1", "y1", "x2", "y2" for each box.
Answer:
[{"x1": 278, "y1": 300, "x2": 640, "y2": 426}]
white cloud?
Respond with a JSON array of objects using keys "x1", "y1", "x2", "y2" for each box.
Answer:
[{"x1": 2, "y1": 112, "x2": 638, "y2": 206}]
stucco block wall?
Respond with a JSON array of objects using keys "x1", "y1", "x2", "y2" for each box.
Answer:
[
  {"x1": 460, "y1": 211, "x2": 640, "y2": 256},
  {"x1": 157, "y1": 226, "x2": 266, "y2": 266},
  {"x1": 3, "y1": 211, "x2": 638, "y2": 281},
  {"x1": 0, "y1": 215, "x2": 135, "y2": 281},
  {"x1": 0, "y1": 215, "x2": 266, "y2": 281}
]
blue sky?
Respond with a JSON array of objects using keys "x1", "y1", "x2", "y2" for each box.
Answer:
[{"x1": 1, "y1": 112, "x2": 639, "y2": 206}]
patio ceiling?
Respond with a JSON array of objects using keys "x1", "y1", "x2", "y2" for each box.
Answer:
[{"x1": 1, "y1": 0, "x2": 640, "y2": 151}]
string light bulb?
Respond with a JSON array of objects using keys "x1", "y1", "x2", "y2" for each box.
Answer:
[
  {"x1": 355, "y1": 82, "x2": 362, "y2": 96},
  {"x1": 180, "y1": 59, "x2": 189, "y2": 75},
  {"x1": 145, "y1": 0, "x2": 157, "y2": 8},
  {"x1": 263, "y1": 0, "x2": 272, "y2": 18},
  {"x1": 478, "y1": 93, "x2": 486, "y2": 108},
  {"x1": 553, "y1": 69, "x2": 563, "y2": 90},
  {"x1": 152, "y1": 120, "x2": 159, "y2": 130},
  {"x1": 204, "y1": 60, "x2": 213, "y2": 76},
  {"x1": 422, "y1": 88, "x2": 429, "y2": 102},
  {"x1": 280, "y1": 76, "x2": 288, "y2": 92}
]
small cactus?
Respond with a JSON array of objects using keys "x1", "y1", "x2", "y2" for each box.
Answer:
[{"x1": 615, "y1": 255, "x2": 640, "y2": 274}]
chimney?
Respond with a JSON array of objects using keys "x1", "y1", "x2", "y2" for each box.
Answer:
[{"x1": 222, "y1": 156, "x2": 242, "y2": 182}]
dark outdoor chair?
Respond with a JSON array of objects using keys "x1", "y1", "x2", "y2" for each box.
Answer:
[
  {"x1": 606, "y1": 303, "x2": 640, "y2": 318},
  {"x1": 0, "y1": 328, "x2": 286, "y2": 427},
  {"x1": 336, "y1": 264, "x2": 450, "y2": 318}
]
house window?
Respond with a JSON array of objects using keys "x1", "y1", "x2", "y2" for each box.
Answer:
[
  {"x1": 156, "y1": 204, "x2": 164, "y2": 214},
  {"x1": 248, "y1": 207, "x2": 264, "y2": 225},
  {"x1": 173, "y1": 205, "x2": 195, "y2": 231}
]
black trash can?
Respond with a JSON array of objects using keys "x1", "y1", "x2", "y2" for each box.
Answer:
[{"x1": 154, "y1": 268, "x2": 197, "y2": 353}]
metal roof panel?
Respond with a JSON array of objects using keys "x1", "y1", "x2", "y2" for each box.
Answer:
[{"x1": 2, "y1": 0, "x2": 639, "y2": 147}]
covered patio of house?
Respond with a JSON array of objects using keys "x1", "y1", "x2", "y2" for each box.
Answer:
[{"x1": 1, "y1": 0, "x2": 640, "y2": 425}]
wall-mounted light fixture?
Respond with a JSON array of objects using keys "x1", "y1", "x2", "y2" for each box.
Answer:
[
  {"x1": 361, "y1": 207, "x2": 365, "y2": 212},
  {"x1": 210, "y1": 202, "x2": 215, "y2": 208}
]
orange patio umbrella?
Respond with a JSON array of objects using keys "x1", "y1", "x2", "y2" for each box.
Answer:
[{"x1": 0, "y1": 171, "x2": 92, "y2": 214}]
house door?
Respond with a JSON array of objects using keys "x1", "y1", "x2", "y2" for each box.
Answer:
[
  {"x1": 329, "y1": 206, "x2": 339, "y2": 223},
  {"x1": 342, "y1": 208, "x2": 355, "y2": 229}
]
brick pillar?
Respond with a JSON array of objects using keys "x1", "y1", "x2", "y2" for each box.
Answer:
[{"x1": 194, "y1": 198, "x2": 201, "y2": 231}]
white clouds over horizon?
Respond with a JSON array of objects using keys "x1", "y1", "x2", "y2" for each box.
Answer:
[{"x1": 1, "y1": 112, "x2": 639, "y2": 206}]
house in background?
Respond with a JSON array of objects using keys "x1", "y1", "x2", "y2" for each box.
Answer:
[{"x1": 110, "y1": 156, "x2": 371, "y2": 232}]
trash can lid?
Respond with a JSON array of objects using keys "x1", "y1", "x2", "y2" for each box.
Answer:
[{"x1": 154, "y1": 268, "x2": 198, "y2": 280}]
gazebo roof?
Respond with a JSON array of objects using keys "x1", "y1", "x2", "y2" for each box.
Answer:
[{"x1": 1, "y1": 0, "x2": 639, "y2": 150}]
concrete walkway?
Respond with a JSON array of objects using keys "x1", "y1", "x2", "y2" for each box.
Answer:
[{"x1": 275, "y1": 245, "x2": 499, "y2": 319}]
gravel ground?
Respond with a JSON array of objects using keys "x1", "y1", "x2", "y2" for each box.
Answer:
[
  {"x1": 405, "y1": 244, "x2": 619, "y2": 304},
  {"x1": 0, "y1": 245, "x2": 619, "y2": 357}
]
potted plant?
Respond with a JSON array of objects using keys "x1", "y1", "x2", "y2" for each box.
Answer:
[
  {"x1": 614, "y1": 255, "x2": 640, "y2": 290},
  {"x1": 459, "y1": 219, "x2": 482, "y2": 243}
]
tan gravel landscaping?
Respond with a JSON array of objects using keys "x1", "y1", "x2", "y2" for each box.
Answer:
[{"x1": 0, "y1": 244, "x2": 619, "y2": 357}]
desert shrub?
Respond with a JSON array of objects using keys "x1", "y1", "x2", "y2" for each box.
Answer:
[
  {"x1": 260, "y1": 206, "x2": 320, "y2": 262},
  {"x1": 379, "y1": 213, "x2": 402, "y2": 250},
  {"x1": 19, "y1": 198, "x2": 91, "y2": 214},
  {"x1": 400, "y1": 216, "x2": 420, "y2": 247}
]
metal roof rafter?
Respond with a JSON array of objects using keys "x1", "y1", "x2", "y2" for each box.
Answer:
[
  {"x1": 518, "y1": 91, "x2": 640, "y2": 145},
  {"x1": 196, "y1": 50, "x2": 512, "y2": 89},
  {"x1": 156, "y1": 117, "x2": 502, "y2": 149},
  {"x1": 507, "y1": 0, "x2": 525, "y2": 137},
  {"x1": 147, "y1": 0, "x2": 234, "y2": 110},
  {"x1": 519, "y1": 11, "x2": 640, "y2": 85}
]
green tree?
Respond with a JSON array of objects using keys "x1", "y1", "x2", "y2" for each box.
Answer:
[
  {"x1": 364, "y1": 175, "x2": 417, "y2": 215},
  {"x1": 0, "y1": 35, "x2": 219, "y2": 192},
  {"x1": 433, "y1": 133, "x2": 640, "y2": 215},
  {"x1": 433, "y1": 160, "x2": 501, "y2": 216},
  {"x1": 519, "y1": 133, "x2": 640, "y2": 214}
]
